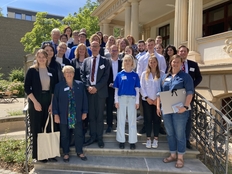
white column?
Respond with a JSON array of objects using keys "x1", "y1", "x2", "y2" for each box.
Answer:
[
  {"x1": 188, "y1": 0, "x2": 203, "y2": 51},
  {"x1": 174, "y1": 0, "x2": 188, "y2": 47},
  {"x1": 103, "y1": 20, "x2": 111, "y2": 35},
  {"x1": 100, "y1": 23, "x2": 103, "y2": 33},
  {"x1": 129, "y1": 0, "x2": 140, "y2": 42},
  {"x1": 187, "y1": 0, "x2": 203, "y2": 63},
  {"x1": 109, "y1": 25, "x2": 114, "y2": 36},
  {"x1": 124, "y1": 2, "x2": 131, "y2": 37}
]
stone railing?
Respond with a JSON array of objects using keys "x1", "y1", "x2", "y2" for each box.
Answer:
[{"x1": 192, "y1": 91, "x2": 232, "y2": 174}]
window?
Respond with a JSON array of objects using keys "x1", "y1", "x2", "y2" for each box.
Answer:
[
  {"x1": 25, "y1": 14, "x2": 32, "y2": 21},
  {"x1": 15, "y1": 13, "x2": 22, "y2": 19},
  {"x1": 159, "y1": 24, "x2": 170, "y2": 47},
  {"x1": 203, "y1": 1, "x2": 232, "y2": 36}
]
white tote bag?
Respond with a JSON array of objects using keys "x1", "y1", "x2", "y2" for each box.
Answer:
[{"x1": 37, "y1": 113, "x2": 60, "y2": 160}]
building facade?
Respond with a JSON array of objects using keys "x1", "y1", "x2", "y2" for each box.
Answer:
[
  {"x1": 7, "y1": 7, "x2": 64, "y2": 21},
  {"x1": 92, "y1": 0, "x2": 232, "y2": 119}
]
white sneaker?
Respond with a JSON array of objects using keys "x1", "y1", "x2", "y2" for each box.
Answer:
[
  {"x1": 137, "y1": 115, "x2": 144, "y2": 121},
  {"x1": 152, "y1": 139, "x2": 158, "y2": 148},
  {"x1": 146, "y1": 139, "x2": 151, "y2": 148}
]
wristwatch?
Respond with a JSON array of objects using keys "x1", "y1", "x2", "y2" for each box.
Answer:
[
  {"x1": 183, "y1": 106, "x2": 189, "y2": 110},
  {"x1": 145, "y1": 96, "x2": 148, "y2": 100}
]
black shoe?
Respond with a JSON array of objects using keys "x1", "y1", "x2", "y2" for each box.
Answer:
[
  {"x1": 159, "y1": 127, "x2": 166, "y2": 135},
  {"x1": 38, "y1": 159, "x2": 48, "y2": 163},
  {"x1": 105, "y1": 126, "x2": 112, "y2": 133},
  {"x1": 98, "y1": 139, "x2": 105, "y2": 148},
  {"x1": 77, "y1": 153, "x2": 87, "y2": 161},
  {"x1": 139, "y1": 127, "x2": 146, "y2": 134},
  {"x1": 186, "y1": 140, "x2": 192, "y2": 149},
  {"x1": 63, "y1": 155, "x2": 69, "y2": 162},
  {"x1": 130, "y1": 144, "x2": 136, "y2": 150},
  {"x1": 84, "y1": 138, "x2": 96, "y2": 146},
  {"x1": 48, "y1": 158, "x2": 57, "y2": 162},
  {"x1": 119, "y1": 143, "x2": 125, "y2": 149}
]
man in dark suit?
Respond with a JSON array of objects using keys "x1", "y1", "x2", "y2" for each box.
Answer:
[
  {"x1": 41, "y1": 28, "x2": 60, "y2": 54},
  {"x1": 178, "y1": 45, "x2": 202, "y2": 149},
  {"x1": 81, "y1": 41, "x2": 110, "y2": 148},
  {"x1": 105, "y1": 45, "x2": 122, "y2": 133}
]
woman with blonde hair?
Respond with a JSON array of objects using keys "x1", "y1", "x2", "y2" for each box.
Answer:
[
  {"x1": 104, "y1": 35, "x2": 116, "y2": 58},
  {"x1": 114, "y1": 54, "x2": 140, "y2": 150},
  {"x1": 70, "y1": 43, "x2": 89, "y2": 81},
  {"x1": 24, "y1": 49, "x2": 56, "y2": 162},
  {"x1": 140, "y1": 54, "x2": 164, "y2": 149}
]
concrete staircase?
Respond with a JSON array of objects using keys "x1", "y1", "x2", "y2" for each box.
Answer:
[{"x1": 31, "y1": 123, "x2": 212, "y2": 174}]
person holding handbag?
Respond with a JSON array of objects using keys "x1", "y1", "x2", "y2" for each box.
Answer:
[
  {"x1": 24, "y1": 49, "x2": 56, "y2": 162},
  {"x1": 53, "y1": 65, "x2": 88, "y2": 162}
]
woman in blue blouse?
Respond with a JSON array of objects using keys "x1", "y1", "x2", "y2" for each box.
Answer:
[
  {"x1": 157, "y1": 55, "x2": 194, "y2": 168},
  {"x1": 52, "y1": 65, "x2": 88, "y2": 162}
]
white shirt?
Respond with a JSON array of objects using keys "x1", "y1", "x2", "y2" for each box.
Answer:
[
  {"x1": 90, "y1": 55, "x2": 100, "y2": 85},
  {"x1": 111, "y1": 58, "x2": 118, "y2": 81},
  {"x1": 56, "y1": 57, "x2": 63, "y2": 65},
  {"x1": 65, "y1": 47, "x2": 71, "y2": 59},
  {"x1": 140, "y1": 71, "x2": 164, "y2": 101},
  {"x1": 136, "y1": 51, "x2": 166, "y2": 78}
]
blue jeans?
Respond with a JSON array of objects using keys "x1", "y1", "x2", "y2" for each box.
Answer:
[
  {"x1": 163, "y1": 111, "x2": 189, "y2": 154},
  {"x1": 59, "y1": 122, "x2": 83, "y2": 155}
]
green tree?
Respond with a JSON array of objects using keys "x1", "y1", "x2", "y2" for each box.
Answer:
[
  {"x1": 21, "y1": 0, "x2": 99, "y2": 53},
  {"x1": 0, "y1": 8, "x2": 3, "y2": 17},
  {"x1": 62, "y1": 0, "x2": 99, "y2": 36},
  {"x1": 20, "y1": 12, "x2": 62, "y2": 53}
]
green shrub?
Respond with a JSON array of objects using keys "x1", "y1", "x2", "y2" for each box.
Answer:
[
  {"x1": 9, "y1": 68, "x2": 24, "y2": 82},
  {"x1": 0, "y1": 68, "x2": 4, "y2": 80},
  {"x1": 7, "y1": 81, "x2": 24, "y2": 97},
  {"x1": 0, "y1": 137, "x2": 25, "y2": 163},
  {"x1": 0, "y1": 80, "x2": 9, "y2": 91}
]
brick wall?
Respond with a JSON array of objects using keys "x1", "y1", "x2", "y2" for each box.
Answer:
[{"x1": 0, "y1": 17, "x2": 33, "y2": 79}]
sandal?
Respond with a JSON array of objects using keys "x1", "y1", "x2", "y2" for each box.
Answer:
[
  {"x1": 175, "y1": 158, "x2": 184, "y2": 168},
  {"x1": 163, "y1": 156, "x2": 177, "y2": 163}
]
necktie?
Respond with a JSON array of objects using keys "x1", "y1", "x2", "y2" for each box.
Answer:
[
  {"x1": 91, "y1": 57, "x2": 96, "y2": 82},
  {"x1": 182, "y1": 62, "x2": 185, "y2": 72}
]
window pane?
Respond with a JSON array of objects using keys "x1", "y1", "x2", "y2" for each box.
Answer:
[
  {"x1": 229, "y1": 4, "x2": 232, "y2": 17},
  {"x1": 15, "y1": 13, "x2": 22, "y2": 19},
  {"x1": 25, "y1": 15, "x2": 32, "y2": 21},
  {"x1": 203, "y1": 13, "x2": 206, "y2": 24},
  {"x1": 209, "y1": 7, "x2": 224, "y2": 22}
]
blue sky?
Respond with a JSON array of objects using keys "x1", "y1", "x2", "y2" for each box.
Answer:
[{"x1": 0, "y1": 0, "x2": 96, "y2": 17}]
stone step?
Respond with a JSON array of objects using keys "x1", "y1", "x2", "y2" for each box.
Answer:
[
  {"x1": 32, "y1": 155, "x2": 212, "y2": 174},
  {"x1": 69, "y1": 141, "x2": 199, "y2": 159},
  {"x1": 85, "y1": 131, "x2": 168, "y2": 142}
]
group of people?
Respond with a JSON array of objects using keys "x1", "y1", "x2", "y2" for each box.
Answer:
[{"x1": 24, "y1": 26, "x2": 202, "y2": 168}]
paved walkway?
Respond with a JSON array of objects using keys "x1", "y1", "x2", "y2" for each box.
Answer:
[{"x1": 0, "y1": 98, "x2": 25, "y2": 118}]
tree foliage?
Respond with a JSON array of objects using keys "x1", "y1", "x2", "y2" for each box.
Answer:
[
  {"x1": 21, "y1": 0, "x2": 99, "y2": 53},
  {"x1": 0, "y1": 8, "x2": 3, "y2": 17}
]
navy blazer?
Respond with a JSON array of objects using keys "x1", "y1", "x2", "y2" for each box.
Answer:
[
  {"x1": 187, "y1": 60, "x2": 202, "y2": 88},
  {"x1": 24, "y1": 67, "x2": 56, "y2": 102},
  {"x1": 52, "y1": 80, "x2": 88, "y2": 124},
  {"x1": 80, "y1": 55, "x2": 110, "y2": 98}
]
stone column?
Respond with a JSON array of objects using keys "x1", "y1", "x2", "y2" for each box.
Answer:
[
  {"x1": 124, "y1": 2, "x2": 131, "y2": 37},
  {"x1": 187, "y1": 0, "x2": 203, "y2": 63},
  {"x1": 103, "y1": 20, "x2": 111, "y2": 35},
  {"x1": 129, "y1": 0, "x2": 140, "y2": 41},
  {"x1": 109, "y1": 25, "x2": 114, "y2": 36},
  {"x1": 174, "y1": 0, "x2": 188, "y2": 47},
  {"x1": 99, "y1": 23, "x2": 103, "y2": 33}
]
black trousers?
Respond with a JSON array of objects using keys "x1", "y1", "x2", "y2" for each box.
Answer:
[
  {"x1": 88, "y1": 93, "x2": 106, "y2": 141},
  {"x1": 106, "y1": 87, "x2": 115, "y2": 127},
  {"x1": 29, "y1": 92, "x2": 51, "y2": 159},
  {"x1": 142, "y1": 100, "x2": 161, "y2": 138}
]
